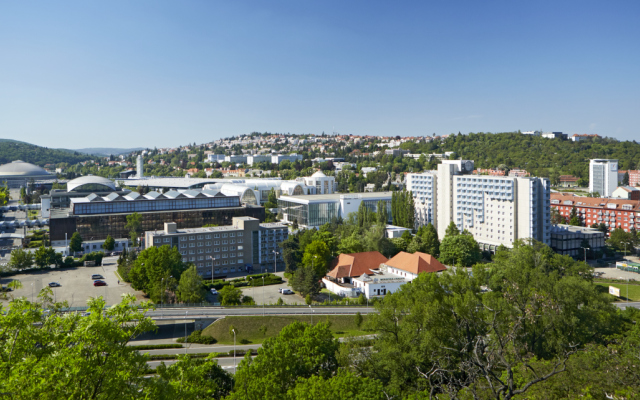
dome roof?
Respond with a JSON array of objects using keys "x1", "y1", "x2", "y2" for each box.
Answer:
[
  {"x1": 0, "y1": 160, "x2": 51, "y2": 177},
  {"x1": 311, "y1": 171, "x2": 327, "y2": 178},
  {"x1": 67, "y1": 175, "x2": 116, "y2": 192}
]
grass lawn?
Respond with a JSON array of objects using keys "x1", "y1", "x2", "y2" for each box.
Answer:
[
  {"x1": 27, "y1": 210, "x2": 39, "y2": 220},
  {"x1": 595, "y1": 282, "x2": 640, "y2": 302},
  {"x1": 202, "y1": 315, "x2": 371, "y2": 345}
]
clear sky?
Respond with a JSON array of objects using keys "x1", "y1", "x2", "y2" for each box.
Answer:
[{"x1": 1, "y1": 1, "x2": 639, "y2": 148}]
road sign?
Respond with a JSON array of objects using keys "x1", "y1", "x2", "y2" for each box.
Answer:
[{"x1": 609, "y1": 286, "x2": 621, "y2": 297}]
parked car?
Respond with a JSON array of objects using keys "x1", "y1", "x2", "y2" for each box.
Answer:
[
  {"x1": 281, "y1": 289, "x2": 294, "y2": 295},
  {"x1": 210, "y1": 288, "x2": 218, "y2": 295},
  {"x1": 0, "y1": 286, "x2": 12, "y2": 292},
  {"x1": 48, "y1": 282, "x2": 61, "y2": 287},
  {"x1": 91, "y1": 274, "x2": 104, "y2": 280},
  {"x1": 93, "y1": 280, "x2": 107, "y2": 287},
  {"x1": 81, "y1": 312, "x2": 91, "y2": 317}
]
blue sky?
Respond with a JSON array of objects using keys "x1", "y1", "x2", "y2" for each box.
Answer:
[{"x1": 1, "y1": 1, "x2": 638, "y2": 148}]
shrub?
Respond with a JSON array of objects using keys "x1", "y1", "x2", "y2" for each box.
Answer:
[
  {"x1": 176, "y1": 330, "x2": 216, "y2": 344},
  {"x1": 239, "y1": 338, "x2": 251, "y2": 344}
]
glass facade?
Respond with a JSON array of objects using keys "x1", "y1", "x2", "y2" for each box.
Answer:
[
  {"x1": 363, "y1": 199, "x2": 392, "y2": 223},
  {"x1": 73, "y1": 196, "x2": 240, "y2": 215},
  {"x1": 278, "y1": 199, "x2": 340, "y2": 227}
]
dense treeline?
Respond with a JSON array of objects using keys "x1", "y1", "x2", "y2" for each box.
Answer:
[
  {"x1": 401, "y1": 132, "x2": 640, "y2": 180},
  {"x1": 0, "y1": 140, "x2": 93, "y2": 166},
  {"x1": 3, "y1": 240, "x2": 640, "y2": 399}
]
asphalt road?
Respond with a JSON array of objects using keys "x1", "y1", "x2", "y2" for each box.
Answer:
[
  {"x1": 148, "y1": 356, "x2": 254, "y2": 372},
  {"x1": 145, "y1": 306, "x2": 377, "y2": 319},
  {"x1": 615, "y1": 302, "x2": 640, "y2": 309}
]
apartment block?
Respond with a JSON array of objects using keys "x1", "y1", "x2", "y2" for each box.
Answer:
[
  {"x1": 407, "y1": 160, "x2": 551, "y2": 251},
  {"x1": 589, "y1": 159, "x2": 618, "y2": 197},
  {"x1": 145, "y1": 217, "x2": 288, "y2": 278},
  {"x1": 550, "y1": 192, "x2": 640, "y2": 233}
]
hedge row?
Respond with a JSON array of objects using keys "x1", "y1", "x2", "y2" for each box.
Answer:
[
  {"x1": 202, "y1": 273, "x2": 282, "y2": 290},
  {"x1": 129, "y1": 344, "x2": 183, "y2": 350}
]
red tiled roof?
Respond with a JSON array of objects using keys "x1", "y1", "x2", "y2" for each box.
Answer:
[
  {"x1": 385, "y1": 251, "x2": 447, "y2": 274},
  {"x1": 326, "y1": 251, "x2": 388, "y2": 279}
]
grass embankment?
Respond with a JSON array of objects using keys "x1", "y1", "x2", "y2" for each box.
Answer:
[
  {"x1": 595, "y1": 281, "x2": 640, "y2": 302},
  {"x1": 202, "y1": 315, "x2": 371, "y2": 345}
]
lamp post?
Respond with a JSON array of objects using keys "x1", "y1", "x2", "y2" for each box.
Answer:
[
  {"x1": 251, "y1": 277, "x2": 255, "y2": 304},
  {"x1": 232, "y1": 328, "x2": 237, "y2": 371},
  {"x1": 209, "y1": 256, "x2": 215, "y2": 284},
  {"x1": 272, "y1": 250, "x2": 279, "y2": 273},
  {"x1": 580, "y1": 247, "x2": 588, "y2": 262},
  {"x1": 619, "y1": 276, "x2": 629, "y2": 303},
  {"x1": 185, "y1": 311, "x2": 188, "y2": 354},
  {"x1": 262, "y1": 276, "x2": 265, "y2": 317},
  {"x1": 31, "y1": 282, "x2": 34, "y2": 303}
]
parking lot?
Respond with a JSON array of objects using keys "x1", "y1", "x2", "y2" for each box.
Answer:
[
  {"x1": 238, "y1": 274, "x2": 305, "y2": 305},
  {"x1": 0, "y1": 256, "x2": 145, "y2": 307}
]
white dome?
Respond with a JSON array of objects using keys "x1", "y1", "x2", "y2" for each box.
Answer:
[
  {"x1": 67, "y1": 175, "x2": 116, "y2": 192},
  {"x1": 311, "y1": 171, "x2": 327, "y2": 178},
  {"x1": 0, "y1": 160, "x2": 51, "y2": 177}
]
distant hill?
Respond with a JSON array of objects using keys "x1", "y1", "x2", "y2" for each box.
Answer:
[
  {"x1": 72, "y1": 147, "x2": 146, "y2": 156},
  {"x1": 0, "y1": 139, "x2": 94, "y2": 167}
]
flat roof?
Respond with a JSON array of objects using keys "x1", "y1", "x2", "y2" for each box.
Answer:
[
  {"x1": 147, "y1": 221, "x2": 286, "y2": 236},
  {"x1": 279, "y1": 191, "x2": 393, "y2": 203}
]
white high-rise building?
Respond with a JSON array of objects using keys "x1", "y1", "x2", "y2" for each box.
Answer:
[
  {"x1": 589, "y1": 159, "x2": 618, "y2": 197},
  {"x1": 136, "y1": 155, "x2": 143, "y2": 178},
  {"x1": 406, "y1": 160, "x2": 551, "y2": 251}
]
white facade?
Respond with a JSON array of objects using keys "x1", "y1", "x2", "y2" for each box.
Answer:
[
  {"x1": 589, "y1": 159, "x2": 618, "y2": 197},
  {"x1": 271, "y1": 154, "x2": 303, "y2": 164},
  {"x1": 225, "y1": 155, "x2": 248, "y2": 164},
  {"x1": 247, "y1": 155, "x2": 272, "y2": 165},
  {"x1": 407, "y1": 159, "x2": 551, "y2": 250},
  {"x1": 352, "y1": 266, "x2": 413, "y2": 299},
  {"x1": 302, "y1": 171, "x2": 337, "y2": 194},
  {"x1": 207, "y1": 154, "x2": 225, "y2": 163}
]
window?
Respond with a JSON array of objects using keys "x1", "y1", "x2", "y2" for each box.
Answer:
[
  {"x1": 189, "y1": 250, "x2": 195, "y2": 255},
  {"x1": 189, "y1": 257, "x2": 196, "y2": 261},
  {"x1": 230, "y1": 239, "x2": 235, "y2": 244},
  {"x1": 206, "y1": 241, "x2": 212, "y2": 246},
  {"x1": 222, "y1": 247, "x2": 228, "y2": 251},
  {"x1": 223, "y1": 261, "x2": 228, "y2": 265},
  {"x1": 214, "y1": 241, "x2": 220, "y2": 245},
  {"x1": 238, "y1": 259, "x2": 243, "y2": 264},
  {"x1": 198, "y1": 256, "x2": 204, "y2": 261},
  {"x1": 197, "y1": 235, "x2": 203, "y2": 240},
  {"x1": 189, "y1": 243, "x2": 195, "y2": 248},
  {"x1": 154, "y1": 239, "x2": 161, "y2": 244},
  {"x1": 205, "y1": 234, "x2": 211, "y2": 239},
  {"x1": 237, "y1": 252, "x2": 243, "y2": 257},
  {"x1": 197, "y1": 242, "x2": 203, "y2": 247},
  {"x1": 163, "y1": 238, "x2": 170, "y2": 243},
  {"x1": 229, "y1": 232, "x2": 235, "y2": 237},
  {"x1": 223, "y1": 233, "x2": 228, "y2": 238},
  {"x1": 189, "y1": 236, "x2": 195, "y2": 240},
  {"x1": 237, "y1": 232, "x2": 243, "y2": 237},
  {"x1": 198, "y1": 249, "x2": 204, "y2": 254},
  {"x1": 230, "y1": 267, "x2": 236, "y2": 272},
  {"x1": 180, "y1": 243, "x2": 187, "y2": 248},
  {"x1": 206, "y1": 248, "x2": 212, "y2": 253},
  {"x1": 238, "y1": 239, "x2": 243, "y2": 244},
  {"x1": 214, "y1": 248, "x2": 220, "y2": 252},
  {"x1": 215, "y1": 268, "x2": 220, "y2": 274},
  {"x1": 214, "y1": 234, "x2": 220, "y2": 238},
  {"x1": 222, "y1": 240, "x2": 228, "y2": 245}
]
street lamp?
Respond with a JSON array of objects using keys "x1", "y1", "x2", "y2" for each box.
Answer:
[
  {"x1": 619, "y1": 276, "x2": 629, "y2": 303},
  {"x1": 232, "y1": 328, "x2": 237, "y2": 371},
  {"x1": 209, "y1": 256, "x2": 215, "y2": 284},
  {"x1": 309, "y1": 305, "x2": 314, "y2": 325},
  {"x1": 272, "y1": 250, "x2": 279, "y2": 273},
  {"x1": 31, "y1": 282, "x2": 34, "y2": 303},
  {"x1": 580, "y1": 247, "x2": 588, "y2": 262},
  {"x1": 262, "y1": 276, "x2": 265, "y2": 317},
  {"x1": 185, "y1": 311, "x2": 188, "y2": 354}
]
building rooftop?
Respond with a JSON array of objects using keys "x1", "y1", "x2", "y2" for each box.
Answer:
[
  {"x1": 385, "y1": 251, "x2": 447, "y2": 274},
  {"x1": 327, "y1": 251, "x2": 388, "y2": 280},
  {"x1": 147, "y1": 220, "x2": 286, "y2": 236},
  {"x1": 280, "y1": 191, "x2": 393, "y2": 202},
  {"x1": 551, "y1": 192, "x2": 640, "y2": 211},
  {"x1": 0, "y1": 160, "x2": 52, "y2": 177}
]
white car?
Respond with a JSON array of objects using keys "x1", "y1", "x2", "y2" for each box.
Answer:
[
  {"x1": 281, "y1": 289, "x2": 294, "y2": 295},
  {"x1": 210, "y1": 288, "x2": 218, "y2": 295}
]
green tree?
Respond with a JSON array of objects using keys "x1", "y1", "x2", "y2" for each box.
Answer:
[
  {"x1": 265, "y1": 188, "x2": 278, "y2": 209},
  {"x1": 406, "y1": 235, "x2": 425, "y2": 254},
  {"x1": 287, "y1": 370, "x2": 385, "y2": 400},
  {"x1": 439, "y1": 232, "x2": 481, "y2": 267},
  {"x1": 177, "y1": 265, "x2": 206, "y2": 303},
  {"x1": 68, "y1": 232, "x2": 83, "y2": 254},
  {"x1": 607, "y1": 228, "x2": 636, "y2": 252},
  {"x1": 128, "y1": 245, "x2": 187, "y2": 302},
  {"x1": 623, "y1": 171, "x2": 630, "y2": 185},
  {"x1": 569, "y1": 206, "x2": 582, "y2": 226},
  {"x1": 444, "y1": 221, "x2": 460, "y2": 237},
  {"x1": 292, "y1": 265, "x2": 321, "y2": 297},
  {"x1": 550, "y1": 207, "x2": 566, "y2": 224},
  {"x1": 0, "y1": 294, "x2": 157, "y2": 398},
  {"x1": 33, "y1": 245, "x2": 57, "y2": 268},
  {"x1": 337, "y1": 233, "x2": 365, "y2": 255},
  {"x1": 280, "y1": 235, "x2": 302, "y2": 274},
  {"x1": 354, "y1": 311, "x2": 363, "y2": 328},
  {"x1": 228, "y1": 321, "x2": 339, "y2": 400},
  {"x1": 376, "y1": 199, "x2": 388, "y2": 225},
  {"x1": 218, "y1": 285, "x2": 242, "y2": 306},
  {"x1": 421, "y1": 223, "x2": 440, "y2": 257},
  {"x1": 153, "y1": 354, "x2": 234, "y2": 399},
  {"x1": 8, "y1": 248, "x2": 34, "y2": 270},
  {"x1": 102, "y1": 235, "x2": 115, "y2": 251},
  {"x1": 302, "y1": 240, "x2": 331, "y2": 276},
  {"x1": 125, "y1": 212, "x2": 143, "y2": 246}
]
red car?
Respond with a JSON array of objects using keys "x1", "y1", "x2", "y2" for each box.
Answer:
[{"x1": 93, "y1": 280, "x2": 107, "y2": 287}]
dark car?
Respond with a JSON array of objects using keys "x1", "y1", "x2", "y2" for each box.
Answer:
[
  {"x1": 93, "y1": 280, "x2": 107, "y2": 287},
  {"x1": 48, "y1": 282, "x2": 61, "y2": 287},
  {"x1": 91, "y1": 274, "x2": 104, "y2": 280}
]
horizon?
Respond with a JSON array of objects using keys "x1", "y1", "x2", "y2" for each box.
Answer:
[{"x1": 1, "y1": 1, "x2": 639, "y2": 148}]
